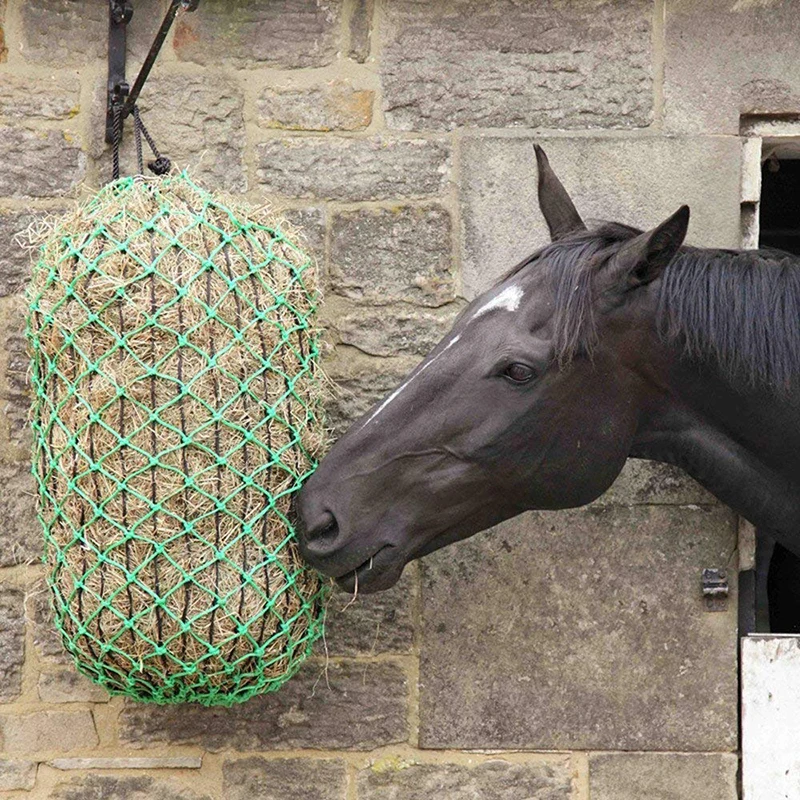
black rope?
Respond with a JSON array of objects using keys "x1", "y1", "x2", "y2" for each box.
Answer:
[
  {"x1": 112, "y1": 102, "x2": 124, "y2": 182},
  {"x1": 133, "y1": 107, "x2": 171, "y2": 176}
]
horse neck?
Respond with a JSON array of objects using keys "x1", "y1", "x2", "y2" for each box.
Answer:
[{"x1": 631, "y1": 331, "x2": 800, "y2": 547}]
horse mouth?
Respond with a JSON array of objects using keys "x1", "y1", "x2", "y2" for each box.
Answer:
[{"x1": 334, "y1": 544, "x2": 404, "y2": 594}]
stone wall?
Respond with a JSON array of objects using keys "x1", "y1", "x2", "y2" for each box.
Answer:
[{"x1": 1, "y1": 1, "x2": 796, "y2": 797}]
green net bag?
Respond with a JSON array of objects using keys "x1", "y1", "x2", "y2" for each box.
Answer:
[{"x1": 26, "y1": 173, "x2": 329, "y2": 706}]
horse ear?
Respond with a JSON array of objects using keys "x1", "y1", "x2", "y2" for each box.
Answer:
[
  {"x1": 607, "y1": 205, "x2": 690, "y2": 292},
  {"x1": 534, "y1": 145, "x2": 586, "y2": 241}
]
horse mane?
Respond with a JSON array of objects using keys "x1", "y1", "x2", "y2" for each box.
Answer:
[{"x1": 512, "y1": 222, "x2": 800, "y2": 392}]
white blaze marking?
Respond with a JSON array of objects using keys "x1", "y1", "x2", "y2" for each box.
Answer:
[
  {"x1": 362, "y1": 334, "x2": 462, "y2": 428},
  {"x1": 472, "y1": 284, "x2": 524, "y2": 319}
]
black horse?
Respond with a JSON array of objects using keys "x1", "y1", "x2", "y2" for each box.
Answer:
[{"x1": 298, "y1": 147, "x2": 800, "y2": 629}]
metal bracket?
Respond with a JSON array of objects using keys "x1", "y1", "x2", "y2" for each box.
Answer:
[{"x1": 702, "y1": 567, "x2": 729, "y2": 612}]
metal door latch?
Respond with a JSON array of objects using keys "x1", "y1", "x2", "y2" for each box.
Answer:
[{"x1": 702, "y1": 567, "x2": 729, "y2": 612}]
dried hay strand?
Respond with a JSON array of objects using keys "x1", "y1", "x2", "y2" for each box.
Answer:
[{"x1": 26, "y1": 173, "x2": 329, "y2": 705}]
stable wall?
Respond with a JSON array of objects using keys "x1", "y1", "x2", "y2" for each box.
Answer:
[{"x1": 1, "y1": 1, "x2": 796, "y2": 797}]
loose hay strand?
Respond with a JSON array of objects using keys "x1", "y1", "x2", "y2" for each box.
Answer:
[{"x1": 26, "y1": 173, "x2": 330, "y2": 706}]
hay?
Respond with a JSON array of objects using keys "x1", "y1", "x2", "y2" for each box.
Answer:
[{"x1": 27, "y1": 173, "x2": 328, "y2": 705}]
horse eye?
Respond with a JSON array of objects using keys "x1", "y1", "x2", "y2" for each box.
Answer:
[{"x1": 503, "y1": 363, "x2": 535, "y2": 384}]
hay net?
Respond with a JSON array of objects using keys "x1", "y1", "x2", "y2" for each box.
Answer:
[{"x1": 26, "y1": 172, "x2": 329, "y2": 706}]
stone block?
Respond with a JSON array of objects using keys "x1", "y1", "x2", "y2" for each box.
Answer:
[
  {"x1": 0, "y1": 74, "x2": 80, "y2": 119},
  {"x1": 418, "y1": 505, "x2": 738, "y2": 751},
  {"x1": 316, "y1": 567, "x2": 415, "y2": 656},
  {"x1": 49, "y1": 757, "x2": 202, "y2": 770},
  {"x1": 280, "y1": 206, "x2": 327, "y2": 257},
  {"x1": 333, "y1": 305, "x2": 461, "y2": 357},
  {"x1": 0, "y1": 710, "x2": 98, "y2": 752},
  {"x1": 0, "y1": 760, "x2": 37, "y2": 792},
  {"x1": 0, "y1": 461, "x2": 39, "y2": 567},
  {"x1": 598, "y1": 459, "x2": 715, "y2": 506},
  {"x1": 21, "y1": 0, "x2": 165, "y2": 66},
  {"x1": 0, "y1": 126, "x2": 84, "y2": 198},
  {"x1": 357, "y1": 758, "x2": 572, "y2": 800},
  {"x1": 381, "y1": 0, "x2": 652, "y2": 131},
  {"x1": 93, "y1": 73, "x2": 245, "y2": 192},
  {"x1": 330, "y1": 206, "x2": 454, "y2": 307},
  {"x1": 664, "y1": 0, "x2": 800, "y2": 134},
  {"x1": 589, "y1": 753, "x2": 738, "y2": 800},
  {"x1": 256, "y1": 136, "x2": 450, "y2": 201},
  {"x1": 2, "y1": 305, "x2": 31, "y2": 449},
  {"x1": 120, "y1": 660, "x2": 408, "y2": 750},
  {"x1": 0, "y1": 210, "x2": 45, "y2": 296},
  {"x1": 0, "y1": 586, "x2": 25, "y2": 703},
  {"x1": 31, "y1": 582, "x2": 71, "y2": 664},
  {"x1": 173, "y1": 0, "x2": 343, "y2": 68},
  {"x1": 51, "y1": 775, "x2": 212, "y2": 800},
  {"x1": 349, "y1": 0, "x2": 373, "y2": 62},
  {"x1": 38, "y1": 669, "x2": 110, "y2": 703},
  {"x1": 223, "y1": 757, "x2": 347, "y2": 800},
  {"x1": 460, "y1": 135, "x2": 743, "y2": 299},
  {"x1": 259, "y1": 82, "x2": 373, "y2": 132}
]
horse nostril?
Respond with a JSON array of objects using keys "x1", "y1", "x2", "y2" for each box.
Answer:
[{"x1": 306, "y1": 512, "x2": 339, "y2": 546}]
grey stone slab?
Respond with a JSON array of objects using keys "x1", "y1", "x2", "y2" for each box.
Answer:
[
  {"x1": 460, "y1": 135, "x2": 743, "y2": 299},
  {"x1": 419, "y1": 505, "x2": 738, "y2": 751},
  {"x1": 0, "y1": 74, "x2": 79, "y2": 119},
  {"x1": 20, "y1": 0, "x2": 165, "y2": 66},
  {"x1": 49, "y1": 757, "x2": 202, "y2": 771},
  {"x1": 120, "y1": 660, "x2": 408, "y2": 750},
  {"x1": 51, "y1": 775, "x2": 212, "y2": 800},
  {"x1": 316, "y1": 567, "x2": 415, "y2": 656},
  {"x1": 0, "y1": 710, "x2": 98, "y2": 752},
  {"x1": 0, "y1": 210, "x2": 44, "y2": 296},
  {"x1": 330, "y1": 205, "x2": 454, "y2": 307},
  {"x1": 0, "y1": 586, "x2": 24, "y2": 703},
  {"x1": 0, "y1": 126, "x2": 84, "y2": 198},
  {"x1": 598, "y1": 459, "x2": 715, "y2": 506},
  {"x1": 349, "y1": 0, "x2": 373, "y2": 62},
  {"x1": 333, "y1": 304, "x2": 462, "y2": 358},
  {"x1": 358, "y1": 758, "x2": 572, "y2": 800},
  {"x1": 173, "y1": 0, "x2": 343, "y2": 68},
  {"x1": 0, "y1": 760, "x2": 37, "y2": 792},
  {"x1": 31, "y1": 581, "x2": 71, "y2": 664},
  {"x1": 380, "y1": 0, "x2": 652, "y2": 131},
  {"x1": 256, "y1": 136, "x2": 450, "y2": 201},
  {"x1": 589, "y1": 753, "x2": 738, "y2": 800},
  {"x1": 259, "y1": 82, "x2": 373, "y2": 132},
  {"x1": 0, "y1": 461, "x2": 39, "y2": 567},
  {"x1": 280, "y1": 206, "x2": 327, "y2": 258},
  {"x1": 2, "y1": 303, "x2": 31, "y2": 450},
  {"x1": 664, "y1": 0, "x2": 800, "y2": 134},
  {"x1": 38, "y1": 669, "x2": 110, "y2": 704},
  {"x1": 92, "y1": 72, "x2": 245, "y2": 192},
  {"x1": 223, "y1": 757, "x2": 348, "y2": 800}
]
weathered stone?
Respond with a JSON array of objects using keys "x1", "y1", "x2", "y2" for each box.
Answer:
[
  {"x1": 381, "y1": 0, "x2": 652, "y2": 131},
  {"x1": 460, "y1": 136, "x2": 743, "y2": 299},
  {"x1": 0, "y1": 210, "x2": 44, "y2": 296},
  {"x1": 349, "y1": 0, "x2": 373, "y2": 62},
  {"x1": 223, "y1": 757, "x2": 347, "y2": 800},
  {"x1": 0, "y1": 461, "x2": 39, "y2": 567},
  {"x1": 38, "y1": 669, "x2": 110, "y2": 704},
  {"x1": 0, "y1": 74, "x2": 79, "y2": 119},
  {"x1": 322, "y1": 358, "x2": 413, "y2": 436},
  {"x1": 94, "y1": 73, "x2": 245, "y2": 192},
  {"x1": 664, "y1": 0, "x2": 800, "y2": 134},
  {"x1": 51, "y1": 775, "x2": 212, "y2": 800},
  {"x1": 31, "y1": 581, "x2": 71, "y2": 664},
  {"x1": 358, "y1": 758, "x2": 572, "y2": 800},
  {"x1": 0, "y1": 710, "x2": 98, "y2": 752},
  {"x1": 419, "y1": 505, "x2": 738, "y2": 751},
  {"x1": 256, "y1": 137, "x2": 450, "y2": 201},
  {"x1": 0, "y1": 0, "x2": 6, "y2": 62},
  {"x1": 333, "y1": 305, "x2": 461, "y2": 357},
  {"x1": 598, "y1": 459, "x2": 715, "y2": 506},
  {"x1": 173, "y1": 0, "x2": 344, "y2": 68},
  {"x1": 120, "y1": 661, "x2": 408, "y2": 750},
  {"x1": 316, "y1": 567, "x2": 415, "y2": 656},
  {"x1": 279, "y1": 206, "x2": 326, "y2": 257},
  {"x1": 0, "y1": 760, "x2": 36, "y2": 792},
  {"x1": 49, "y1": 757, "x2": 202, "y2": 770},
  {"x1": 259, "y1": 82, "x2": 373, "y2": 131},
  {"x1": 2, "y1": 305, "x2": 31, "y2": 449},
  {"x1": 0, "y1": 126, "x2": 84, "y2": 198},
  {"x1": 330, "y1": 206, "x2": 454, "y2": 307},
  {"x1": 21, "y1": 0, "x2": 165, "y2": 65},
  {"x1": 589, "y1": 753, "x2": 738, "y2": 800},
  {"x1": 0, "y1": 586, "x2": 25, "y2": 703}
]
